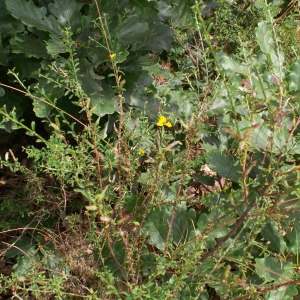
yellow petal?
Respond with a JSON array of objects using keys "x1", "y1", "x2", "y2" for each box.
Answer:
[
  {"x1": 109, "y1": 53, "x2": 116, "y2": 59},
  {"x1": 138, "y1": 149, "x2": 145, "y2": 155},
  {"x1": 157, "y1": 115, "x2": 167, "y2": 126}
]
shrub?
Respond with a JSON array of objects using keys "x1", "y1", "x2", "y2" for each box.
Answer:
[{"x1": 0, "y1": 0, "x2": 299, "y2": 299}]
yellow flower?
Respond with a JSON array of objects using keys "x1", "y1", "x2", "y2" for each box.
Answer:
[
  {"x1": 109, "y1": 53, "x2": 116, "y2": 60},
  {"x1": 156, "y1": 115, "x2": 172, "y2": 128},
  {"x1": 138, "y1": 149, "x2": 145, "y2": 155}
]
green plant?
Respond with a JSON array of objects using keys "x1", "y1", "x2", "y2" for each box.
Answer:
[{"x1": 0, "y1": 0, "x2": 299, "y2": 299}]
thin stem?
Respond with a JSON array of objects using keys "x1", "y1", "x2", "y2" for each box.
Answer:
[
  {"x1": 94, "y1": 0, "x2": 125, "y2": 195},
  {"x1": 0, "y1": 83, "x2": 86, "y2": 128},
  {"x1": 194, "y1": 1, "x2": 240, "y2": 133}
]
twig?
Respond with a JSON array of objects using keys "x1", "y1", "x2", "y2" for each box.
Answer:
[
  {"x1": 199, "y1": 199, "x2": 257, "y2": 263},
  {"x1": 233, "y1": 279, "x2": 300, "y2": 300},
  {"x1": 0, "y1": 83, "x2": 86, "y2": 128}
]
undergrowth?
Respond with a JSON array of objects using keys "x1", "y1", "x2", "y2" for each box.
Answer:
[{"x1": 0, "y1": 0, "x2": 299, "y2": 299}]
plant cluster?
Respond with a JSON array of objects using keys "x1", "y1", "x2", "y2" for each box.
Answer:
[{"x1": 0, "y1": 0, "x2": 299, "y2": 299}]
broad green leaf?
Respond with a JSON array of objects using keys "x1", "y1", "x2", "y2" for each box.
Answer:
[
  {"x1": 196, "y1": 213, "x2": 209, "y2": 234},
  {"x1": 88, "y1": 82, "x2": 117, "y2": 117},
  {"x1": 125, "y1": 71, "x2": 161, "y2": 116},
  {"x1": 114, "y1": 48, "x2": 130, "y2": 64},
  {"x1": 221, "y1": 55, "x2": 248, "y2": 75},
  {"x1": 48, "y1": 1, "x2": 82, "y2": 27},
  {"x1": 126, "y1": 53, "x2": 158, "y2": 69},
  {"x1": 124, "y1": 195, "x2": 144, "y2": 214},
  {"x1": 13, "y1": 250, "x2": 40, "y2": 277},
  {"x1": 12, "y1": 55, "x2": 41, "y2": 79},
  {"x1": 79, "y1": 59, "x2": 117, "y2": 117},
  {"x1": 144, "y1": 203, "x2": 196, "y2": 250},
  {"x1": 209, "y1": 97, "x2": 230, "y2": 115},
  {"x1": 266, "y1": 284, "x2": 298, "y2": 300},
  {"x1": 10, "y1": 33, "x2": 47, "y2": 58},
  {"x1": 0, "y1": 87, "x2": 32, "y2": 121},
  {"x1": 96, "y1": 0, "x2": 118, "y2": 13},
  {"x1": 261, "y1": 221, "x2": 287, "y2": 253},
  {"x1": 255, "y1": 257, "x2": 293, "y2": 283},
  {"x1": 33, "y1": 98, "x2": 54, "y2": 119},
  {"x1": 273, "y1": 125, "x2": 291, "y2": 153},
  {"x1": 31, "y1": 75, "x2": 65, "y2": 119},
  {"x1": 196, "y1": 212, "x2": 231, "y2": 250},
  {"x1": 102, "y1": 239, "x2": 125, "y2": 276},
  {"x1": 132, "y1": 22, "x2": 174, "y2": 52},
  {"x1": 118, "y1": 14, "x2": 173, "y2": 52},
  {"x1": 161, "y1": 182, "x2": 179, "y2": 202},
  {"x1": 118, "y1": 16, "x2": 150, "y2": 45},
  {"x1": 255, "y1": 21, "x2": 284, "y2": 77},
  {"x1": 286, "y1": 228, "x2": 300, "y2": 256},
  {"x1": 202, "y1": 1, "x2": 219, "y2": 16},
  {"x1": 208, "y1": 221, "x2": 231, "y2": 240},
  {"x1": 250, "y1": 71, "x2": 274, "y2": 100},
  {"x1": 46, "y1": 34, "x2": 69, "y2": 55},
  {"x1": 0, "y1": 50, "x2": 9, "y2": 67},
  {"x1": 163, "y1": 89, "x2": 194, "y2": 120},
  {"x1": 144, "y1": 206, "x2": 172, "y2": 251},
  {"x1": 5, "y1": 236, "x2": 35, "y2": 258},
  {"x1": 270, "y1": 50, "x2": 284, "y2": 77},
  {"x1": 255, "y1": 22, "x2": 275, "y2": 56},
  {"x1": 137, "y1": 169, "x2": 153, "y2": 185},
  {"x1": 206, "y1": 153, "x2": 241, "y2": 183},
  {"x1": 35, "y1": 74, "x2": 65, "y2": 101},
  {"x1": 0, "y1": 1, "x2": 24, "y2": 39},
  {"x1": 6, "y1": 0, "x2": 62, "y2": 35},
  {"x1": 42, "y1": 245, "x2": 68, "y2": 274},
  {"x1": 0, "y1": 87, "x2": 5, "y2": 97},
  {"x1": 172, "y1": 204, "x2": 196, "y2": 245},
  {"x1": 288, "y1": 59, "x2": 300, "y2": 92},
  {"x1": 158, "y1": 0, "x2": 193, "y2": 26},
  {"x1": 250, "y1": 122, "x2": 272, "y2": 151},
  {"x1": 140, "y1": 247, "x2": 157, "y2": 274}
]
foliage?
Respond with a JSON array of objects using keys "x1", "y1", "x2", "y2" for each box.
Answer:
[{"x1": 0, "y1": 0, "x2": 299, "y2": 299}]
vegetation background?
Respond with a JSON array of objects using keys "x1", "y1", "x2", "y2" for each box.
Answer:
[{"x1": 0, "y1": 0, "x2": 299, "y2": 299}]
